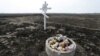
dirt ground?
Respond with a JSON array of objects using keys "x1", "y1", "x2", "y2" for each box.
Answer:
[{"x1": 0, "y1": 21, "x2": 100, "y2": 56}]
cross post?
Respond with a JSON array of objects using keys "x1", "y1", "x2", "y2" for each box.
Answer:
[{"x1": 40, "y1": 1, "x2": 51, "y2": 30}]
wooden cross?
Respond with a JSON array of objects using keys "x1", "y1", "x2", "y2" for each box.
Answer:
[{"x1": 40, "y1": 1, "x2": 51, "y2": 30}]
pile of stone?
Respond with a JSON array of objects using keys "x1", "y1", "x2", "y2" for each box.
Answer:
[{"x1": 48, "y1": 34, "x2": 72, "y2": 52}]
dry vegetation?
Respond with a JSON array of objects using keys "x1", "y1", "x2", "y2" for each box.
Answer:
[
  {"x1": 1, "y1": 13, "x2": 100, "y2": 29},
  {"x1": 0, "y1": 14, "x2": 100, "y2": 56}
]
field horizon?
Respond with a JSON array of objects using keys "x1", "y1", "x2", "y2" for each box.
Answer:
[{"x1": 0, "y1": 13, "x2": 100, "y2": 30}]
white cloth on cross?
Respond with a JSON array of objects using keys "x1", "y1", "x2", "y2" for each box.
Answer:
[{"x1": 42, "y1": 12, "x2": 49, "y2": 18}]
